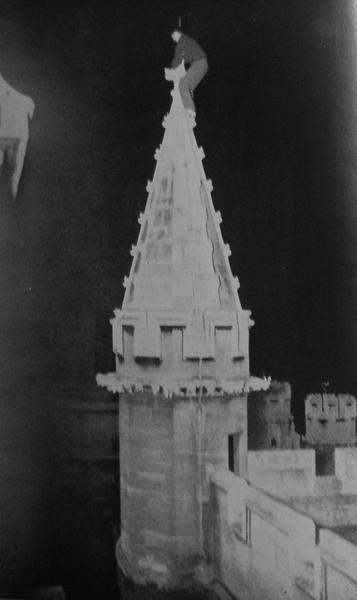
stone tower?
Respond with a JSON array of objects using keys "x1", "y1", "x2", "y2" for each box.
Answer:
[
  {"x1": 248, "y1": 381, "x2": 300, "y2": 450},
  {"x1": 98, "y1": 70, "x2": 264, "y2": 591}
]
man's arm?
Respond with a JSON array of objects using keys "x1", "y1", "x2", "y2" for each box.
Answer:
[
  {"x1": 165, "y1": 62, "x2": 185, "y2": 82},
  {"x1": 171, "y1": 37, "x2": 185, "y2": 68}
]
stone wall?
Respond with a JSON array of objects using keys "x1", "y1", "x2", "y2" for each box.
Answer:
[
  {"x1": 305, "y1": 394, "x2": 357, "y2": 446},
  {"x1": 210, "y1": 469, "x2": 317, "y2": 600},
  {"x1": 290, "y1": 495, "x2": 357, "y2": 529},
  {"x1": 210, "y1": 468, "x2": 357, "y2": 600},
  {"x1": 247, "y1": 447, "x2": 357, "y2": 502},
  {"x1": 248, "y1": 382, "x2": 299, "y2": 450},
  {"x1": 335, "y1": 447, "x2": 357, "y2": 494},
  {"x1": 117, "y1": 391, "x2": 247, "y2": 590},
  {"x1": 247, "y1": 449, "x2": 315, "y2": 497},
  {"x1": 319, "y1": 529, "x2": 357, "y2": 600}
]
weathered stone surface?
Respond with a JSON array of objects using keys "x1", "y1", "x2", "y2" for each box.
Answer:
[
  {"x1": 210, "y1": 469, "x2": 317, "y2": 600},
  {"x1": 210, "y1": 463, "x2": 357, "y2": 600},
  {"x1": 97, "y1": 71, "x2": 262, "y2": 397},
  {"x1": 248, "y1": 381, "x2": 300, "y2": 450},
  {"x1": 320, "y1": 529, "x2": 357, "y2": 600},
  {"x1": 247, "y1": 449, "x2": 316, "y2": 497},
  {"x1": 291, "y1": 493, "x2": 357, "y2": 528},
  {"x1": 305, "y1": 393, "x2": 357, "y2": 446},
  {"x1": 335, "y1": 447, "x2": 357, "y2": 494},
  {"x1": 118, "y1": 392, "x2": 247, "y2": 589}
]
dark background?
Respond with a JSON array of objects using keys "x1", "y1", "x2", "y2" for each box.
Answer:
[
  {"x1": 2, "y1": 0, "x2": 357, "y2": 395},
  {"x1": 1, "y1": 0, "x2": 357, "y2": 595}
]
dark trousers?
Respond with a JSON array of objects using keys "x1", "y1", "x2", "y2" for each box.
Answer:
[
  {"x1": 0, "y1": 137, "x2": 20, "y2": 171},
  {"x1": 178, "y1": 58, "x2": 208, "y2": 111}
]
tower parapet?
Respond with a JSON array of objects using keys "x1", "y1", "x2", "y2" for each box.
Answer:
[{"x1": 305, "y1": 393, "x2": 357, "y2": 446}]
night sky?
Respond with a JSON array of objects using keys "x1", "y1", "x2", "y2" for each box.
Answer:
[{"x1": 1, "y1": 0, "x2": 357, "y2": 419}]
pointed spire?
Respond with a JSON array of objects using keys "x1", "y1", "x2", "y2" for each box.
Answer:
[
  {"x1": 98, "y1": 69, "x2": 256, "y2": 394},
  {"x1": 122, "y1": 74, "x2": 241, "y2": 314}
]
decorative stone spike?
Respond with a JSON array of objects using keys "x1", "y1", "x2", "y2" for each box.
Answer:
[
  {"x1": 162, "y1": 115, "x2": 168, "y2": 128},
  {"x1": 138, "y1": 212, "x2": 144, "y2": 225},
  {"x1": 206, "y1": 179, "x2": 213, "y2": 192},
  {"x1": 110, "y1": 310, "x2": 122, "y2": 327},
  {"x1": 215, "y1": 210, "x2": 222, "y2": 224},
  {"x1": 188, "y1": 114, "x2": 197, "y2": 128},
  {"x1": 198, "y1": 147, "x2": 205, "y2": 160},
  {"x1": 130, "y1": 245, "x2": 137, "y2": 257},
  {"x1": 154, "y1": 147, "x2": 161, "y2": 161},
  {"x1": 224, "y1": 244, "x2": 232, "y2": 258},
  {"x1": 233, "y1": 276, "x2": 240, "y2": 289},
  {"x1": 146, "y1": 181, "x2": 153, "y2": 193},
  {"x1": 123, "y1": 276, "x2": 129, "y2": 289},
  {"x1": 247, "y1": 311, "x2": 255, "y2": 327}
]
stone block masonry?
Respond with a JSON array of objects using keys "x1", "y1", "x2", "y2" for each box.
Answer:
[
  {"x1": 248, "y1": 381, "x2": 300, "y2": 450},
  {"x1": 305, "y1": 393, "x2": 357, "y2": 446},
  {"x1": 210, "y1": 468, "x2": 357, "y2": 600},
  {"x1": 247, "y1": 449, "x2": 315, "y2": 497},
  {"x1": 117, "y1": 391, "x2": 248, "y2": 589}
]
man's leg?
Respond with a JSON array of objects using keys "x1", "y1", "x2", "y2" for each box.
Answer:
[
  {"x1": 6, "y1": 138, "x2": 20, "y2": 172},
  {"x1": 178, "y1": 78, "x2": 195, "y2": 111},
  {"x1": 184, "y1": 59, "x2": 208, "y2": 93},
  {"x1": 178, "y1": 58, "x2": 208, "y2": 112},
  {"x1": 0, "y1": 137, "x2": 20, "y2": 171}
]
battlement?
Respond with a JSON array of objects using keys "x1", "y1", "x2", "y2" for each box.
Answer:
[
  {"x1": 305, "y1": 393, "x2": 356, "y2": 420},
  {"x1": 305, "y1": 394, "x2": 357, "y2": 446},
  {"x1": 249, "y1": 381, "x2": 291, "y2": 416},
  {"x1": 248, "y1": 381, "x2": 300, "y2": 449}
]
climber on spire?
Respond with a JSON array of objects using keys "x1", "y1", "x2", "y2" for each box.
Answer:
[{"x1": 166, "y1": 29, "x2": 208, "y2": 115}]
